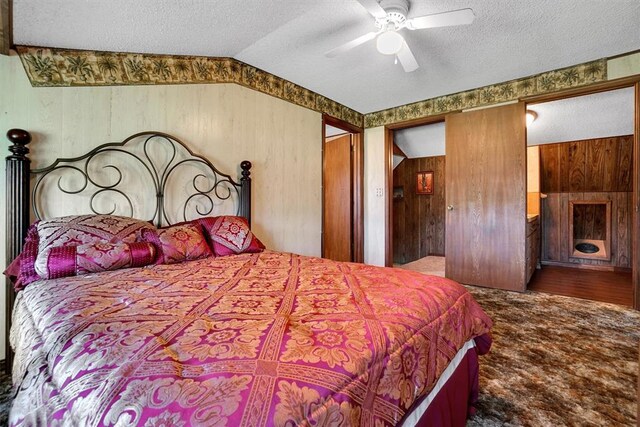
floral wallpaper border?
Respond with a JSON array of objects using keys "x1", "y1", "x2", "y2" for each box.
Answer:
[
  {"x1": 16, "y1": 45, "x2": 612, "y2": 130},
  {"x1": 363, "y1": 59, "x2": 607, "y2": 128},
  {"x1": 15, "y1": 46, "x2": 363, "y2": 128}
]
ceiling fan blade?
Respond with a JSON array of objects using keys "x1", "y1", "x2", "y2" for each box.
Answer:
[
  {"x1": 397, "y1": 39, "x2": 419, "y2": 72},
  {"x1": 325, "y1": 31, "x2": 379, "y2": 57},
  {"x1": 355, "y1": 0, "x2": 388, "y2": 19},
  {"x1": 406, "y1": 8, "x2": 475, "y2": 30}
]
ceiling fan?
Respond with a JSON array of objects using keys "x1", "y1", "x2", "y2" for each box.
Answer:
[{"x1": 325, "y1": 0, "x2": 475, "y2": 72}]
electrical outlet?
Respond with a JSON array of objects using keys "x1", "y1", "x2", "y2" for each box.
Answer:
[{"x1": 375, "y1": 188, "x2": 383, "y2": 197}]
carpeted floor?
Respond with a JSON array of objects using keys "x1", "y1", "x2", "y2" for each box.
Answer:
[
  {"x1": 466, "y1": 285, "x2": 639, "y2": 426},
  {"x1": 0, "y1": 286, "x2": 637, "y2": 426}
]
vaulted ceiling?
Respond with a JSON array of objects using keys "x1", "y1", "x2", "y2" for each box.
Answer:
[{"x1": 13, "y1": 0, "x2": 640, "y2": 113}]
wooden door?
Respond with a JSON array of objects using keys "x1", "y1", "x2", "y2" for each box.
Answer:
[
  {"x1": 323, "y1": 134, "x2": 353, "y2": 261},
  {"x1": 445, "y1": 102, "x2": 527, "y2": 290}
]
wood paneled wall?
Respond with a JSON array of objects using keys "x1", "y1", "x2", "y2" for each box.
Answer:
[
  {"x1": 543, "y1": 192, "x2": 632, "y2": 267},
  {"x1": 0, "y1": 53, "x2": 323, "y2": 259},
  {"x1": 540, "y1": 136, "x2": 633, "y2": 269},
  {"x1": 393, "y1": 156, "x2": 445, "y2": 264},
  {"x1": 540, "y1": 136, "x2": 633, "y2": 193},
  {"x1": 573, "y1": 204, "x2": 607, "y2": 240}
]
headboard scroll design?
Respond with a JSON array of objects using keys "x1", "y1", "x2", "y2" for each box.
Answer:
[{"x1": 29, "y1": 131, "x2": 252, "y2": 227}]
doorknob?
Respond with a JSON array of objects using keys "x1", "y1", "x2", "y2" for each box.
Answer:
[{"x1": 447, "y1": 205, "x2": 454, "y2": 211}]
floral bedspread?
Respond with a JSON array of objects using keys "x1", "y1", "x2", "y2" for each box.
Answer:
[{"x1": 10, "y1": 250, "x2": 492, "y2": 426}]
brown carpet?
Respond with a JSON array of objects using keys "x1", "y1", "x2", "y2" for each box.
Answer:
[
  {"x1": 0, "y1": 286, "x2": 637, "y2": 426},
  {"x1": 467, "y1": 285, "x2": 639, "y2": 426}
]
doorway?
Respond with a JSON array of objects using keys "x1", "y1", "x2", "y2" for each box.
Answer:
[
  {"x1": 526, "y1": 87, "x2": 635, "y2": 306},
  {"x1": 391, "y1": 121, "x2": 446, "y2": 276},
  {"x1": 322, "y1": 115, "x2": 364, "y2": 262}
]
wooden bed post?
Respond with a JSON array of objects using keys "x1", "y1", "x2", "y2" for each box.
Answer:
[
  {"x1": 5, "y1": 128, "x2": 31, "y2": 373},
  {"x1": 240, "y1": 160, "x2": 252, "y2": 227}
]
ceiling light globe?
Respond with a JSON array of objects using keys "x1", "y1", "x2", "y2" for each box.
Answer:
[{"x1": 376, "y1": 31, "x2": 403, "y2": 55}]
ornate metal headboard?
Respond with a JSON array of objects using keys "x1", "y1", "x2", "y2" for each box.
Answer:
[{"x1": 4, "y1": 129, "x2": 252, "y2": 372}]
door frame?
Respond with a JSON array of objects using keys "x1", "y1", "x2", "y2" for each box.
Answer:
[
  {"x1": 382, "y1": 76, "x2": 640, "y2": 309},
  {"x1": 635, "y1": 83, "x2": 640, "y2": 310},
  {"x1": 383, "y1": 113, "x2": 451, "y2": 267},
  {"x1": 322, "y1": 114, "x2": 364, "y2": 263}
]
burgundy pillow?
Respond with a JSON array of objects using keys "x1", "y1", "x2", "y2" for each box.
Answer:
[
  {"x1": 34, "y1": 214, "x2": 150, "y2": 278},
  {"x1": 44, "y1": 241, "x2": 156, "y2": 280},
  {"x1": 198, "y1": 216, "x2": 265, "y2": 256},
  {"x1": 140, "y1": 223, "x2": 212, "y2": 264},
  {"x1": 12, "y1": 221, "x2": 41, "y2": 290}
]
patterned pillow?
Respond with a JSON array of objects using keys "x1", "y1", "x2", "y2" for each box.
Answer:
[
  {"x1": 199, "y1": 216, "x2": 265, "y2": 256},
  {"x1": 44, "y1": 241, "x2": 156, "y2": 280},
  {"x1": 14, "y1": 221, "x2": 41, "y2": 290},
  {"x1": 34, "y1": 214, "x2": 150, "y2": 278},
  {"x1": 140, "y1": 223, "x2": 212, "y2": 264}
]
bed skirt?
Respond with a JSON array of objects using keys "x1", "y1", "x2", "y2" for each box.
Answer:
[{"x1": 403, "y1": 334, "x2": 492, "y2": 426}]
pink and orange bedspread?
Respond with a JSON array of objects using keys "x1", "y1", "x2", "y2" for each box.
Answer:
[{"x1": 10, "y1": 250, "x2": 492, "y2": 426}]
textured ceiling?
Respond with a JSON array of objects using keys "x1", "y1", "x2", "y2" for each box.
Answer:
[
  {"x1": 527, "y1": 87, "x2": 635, "y2": 146},
  {"x1": 395, "y1": 122, "x2": 445, "y2": 158},
  {"x1": 13, "y1": 0, "x2": 640, "y2": 113}
]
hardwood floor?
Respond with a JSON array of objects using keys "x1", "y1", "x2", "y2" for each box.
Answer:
[{"x1": 528, "y1": 265, "x2": 633, "y2": 307}]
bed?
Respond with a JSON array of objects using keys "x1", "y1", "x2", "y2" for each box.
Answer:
[{"x1": 4, "y1": 130, "x2": 492, "y2": 426}]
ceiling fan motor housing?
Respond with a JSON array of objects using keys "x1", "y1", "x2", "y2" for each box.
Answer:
[{"x1": 376, "y1": 0, "x2": 409, "y2": 29}]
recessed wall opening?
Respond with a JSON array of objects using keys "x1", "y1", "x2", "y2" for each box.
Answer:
[{"x1": 569, "y1": 201, "x2": 611, "y2": 261}]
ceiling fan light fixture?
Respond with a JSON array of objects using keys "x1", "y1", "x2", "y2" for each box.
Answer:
[
  {"x1": 526, "y1": 109, "x2": 538, "y2": 126},
  {"x1": 376, "y1": 30, "x2": 403, "y2": 55}
]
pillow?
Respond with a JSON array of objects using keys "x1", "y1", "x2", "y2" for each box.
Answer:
[
  {"x1": 13, "y1": 221, "x2": 42, "y2": 290},
  {"x1": 44, "y1": 241, "x2": 156, "y2": 280},
  {"x1": 198, "y1": 215, "x2": 265, "y2": 256},
  {"x1": 140, "y1": 222, "x2": 212, "y2": 264},
  {"x1": 34, "y1": 214, "x2": 150, "y2": 278}
]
